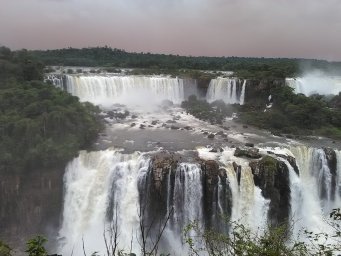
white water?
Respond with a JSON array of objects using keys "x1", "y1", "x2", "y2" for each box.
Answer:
[
  {"x1": 58, "y1": 145, "x2": 341, "y2": 255},
  {"x1": 288, "y1": 146, "x2": 340, "y2": 240},
  {"x1": 206, "y1": 78, "x2": 246, "y2": 105},
  {"x1": 45, "y1": 75, "x2": 63, "y2": 89},
  {"x1": 58, "y1": 149, "x2": 149, "y2": 255},
  {"x1": 220, "y1": 148, "x2": 270, "y2": 234},
  {"x1": 165, "y1": 163, "x2": 203, "y2": 252},
  {"x1": 286, "y1": 75, "x2": 341, "y2": 96},
  {"x1": 63, "y1": 75, "x2": 185, "y2": 107}
]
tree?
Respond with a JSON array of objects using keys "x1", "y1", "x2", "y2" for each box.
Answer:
[
  {"x1": 25, "y1": 236, "x2": 48, "y2": 256},
  {"x1": 0, "y1": 241, "x2": 12, "y2": 256}
]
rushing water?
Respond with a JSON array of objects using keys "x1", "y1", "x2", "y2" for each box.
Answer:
[
  {"x1": 51, "y1": 74, "x2": 341, "y2": 255},
  {"x1": 64, "y1": 75, "x2": 186, "y2": 107},
  {"x1": 57, "y1": 144, "x2": 341, "y2": 256},
  {"x1": 286, "y1": 76, "x2": 341, "y2": 96},
  {"x1": 206, "y1": 78, "x2": 246, "y2": 104}
]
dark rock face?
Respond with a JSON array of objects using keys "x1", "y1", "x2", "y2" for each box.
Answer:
[
  {"x1": 0, "y1": 168, "x2": 64, "y2": 250},
  {"x1": 275, "y1": 154, "x2": 300, "y2": 175},
  {"x1": 250, "y1": 156, "x2": 290, "y2": 226},
  {"x1": 201, "y1": 160, "x2": 232, "y2": 233},
  {"x1": 139, "y1": 152, "x2": 232, "y2": 235},
  {"x1": 323, "y1": 148, "x2": 337, "y2": 200},
  {"x1": 234, "y1": 147, "x2": 262, "y2": 159}
]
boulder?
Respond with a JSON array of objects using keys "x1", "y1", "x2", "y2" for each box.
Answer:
[
  {"x1": 207, "y1": 133, "x2": 215, "y2": 139},
  {"x1": 234, "y1": 147, "x2": 262, "y2": 159}
]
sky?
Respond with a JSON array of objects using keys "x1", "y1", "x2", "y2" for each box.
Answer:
[{"x1": 0, "y1": 0, "x2": 341, "y2": 60}]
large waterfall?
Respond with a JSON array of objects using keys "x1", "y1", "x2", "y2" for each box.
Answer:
[
  {"x1": 286, "y1": 76, "x2": 341, "y2": 96},
  {"x1": 57, "y1": 145, "x2": 341, "y2": 255},
  {"x1": 50, "y1": 75, "x2": 186, "y2": 107},
  {"x1": 206, "y1": 78, "x2": 246, "y2": 105}
]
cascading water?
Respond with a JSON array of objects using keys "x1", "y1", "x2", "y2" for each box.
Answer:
[
  {"x1": 45, "y1": 75, "x2": 64, "y2": 89},
  {"x1": 286, "y1": 76, "x2": 341, "y2": 96},
  {"x1": 64, "y1": 75, "x2": 185, "y2": 107},
  {"x1": 58, "y1": 149, "x2": 150, "y2": 255},
  {"x1": 206, "y1": 78, "x2": 246, "y2": 105},
  {"x1": 58, "y1": 145, "x2": 341, "y2": 255},
  {"x1": 219, "y1": 148, "x2": 270, "y2": 234},
  {"x1": 58, "y1": 150, "x2": 206, "y2": 256},
  {"x1": 288, "y1": 146, "x2": 340, "y2": 240}
]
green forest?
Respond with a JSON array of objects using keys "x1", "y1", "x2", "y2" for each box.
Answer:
[
  {"x1": 0, "y1": 47, "x2": 102, "y2": 173},
  {"x1": 182, "y1": 87, "x2": 341, "y2": 139},
  {"x1": 31, "y1": 47, "x2": 341, "y2": 78}
]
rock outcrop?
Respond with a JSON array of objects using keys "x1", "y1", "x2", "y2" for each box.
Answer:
[
  {"x1": 201, "y1": 160, "x2": 232, "y2": 232},
  {"x1": 250, "y1": 155, "x2": 290, "y2": 226},
  {"x1": 234, "y1": 147, "x2": 262, "y2": 159},
  {"x1": 323, "y1": 148, "x2": 337, "y2": 200},
  {"x1": 0, "y1": 168, "x2": 64, "y2": 250}
]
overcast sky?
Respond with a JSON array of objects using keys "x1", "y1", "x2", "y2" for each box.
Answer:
[{"x1": 0, "y1": 0, "x2": 340, "y2": 60}]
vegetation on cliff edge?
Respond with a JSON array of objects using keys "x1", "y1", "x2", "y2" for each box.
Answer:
[{"x1": 0, "y1": 46, "x2": 103, "y2": 173}]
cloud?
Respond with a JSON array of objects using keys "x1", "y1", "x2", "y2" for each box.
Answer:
[{"x1": 0, "y1": 0, "x2": 340, "y2": 60}]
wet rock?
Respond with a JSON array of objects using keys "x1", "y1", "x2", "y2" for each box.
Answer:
[
  {"x1": 250, "y1": 156, "x2": 290, "y2": 226},
  {"x1": 151, "y1": 120, "x2": 158, "y2": 125},
  {"x1": 139, "y1": 124, "x2": 146, "y2": 129},
  {"x1": 275, "y1": 154, "x2": 299, "y2": 175},
  {"x1": 130, "y1": 123, "x2": 136, "y2": 127},
  {"x1": 224, "y1": 138, "x2": 229, "y2": 142},
  {"x1": 170, "y1": 125, "x2": 180, "y2": 130},
  {"x1": 184, "y1": 126, "x2": 192, "y2": 130},
  {"x1": 203, "y1": 131, "x2": 209, "y2": 135},
  {"x1": 131, "y1": 115, "x2": 138, "y2": 119},
  {"x1": 234, "y1": 147, "x2": 262, "y2": 159},
  {"x1": 323, "y1": 148, "x2": 337, "y2": 200},
  {"x1": 209, "y1": 148, "x2": 218, "y2": 153},
  {"x1": 245, "y1": 143, "x2": 254, "y2": 147},
  {"x1": 243, "y1": 125, "x2": 248, "y2": 128},
  {"x1": 166, "y1": 120, "x2": 176, "y2": 124},
  {"x1": 216, "y1": 131, "x2": 225, "y2": 136},
  {"x1": 201, "y1": 160, "x2": 232, "y2": 231},
  {"x1": 207, "y1": 133, "x2": 215, "y2": 139},
  {"x1": 221, "y1": 126, "x2": 230, "y2": 131}
]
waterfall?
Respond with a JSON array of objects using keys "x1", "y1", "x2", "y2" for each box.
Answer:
[
  {"x1": 63, "y1": 75, "x2": 185, "y2": 107},
  {"x1": 288, "y1": 146, "x2": 339, "y2": 239},
  {"x1": 286, "y1": 76, "x2": 341, "y2": 96},
  {"x1": 45, "y1": 75, "x2": 64, "y2": 89},
  {"x1": 223, "y1": 164, "x2": 269, "y2": 234},
  {"x1": 58, "y1": 150, "x2": 205, "y2": 255},
  {"x1": 239, "y1": 80, "x2": 246, "y2": 105},
  {"x1": 58, "y1": 149, "x2": 150, "y2": 255},
  {"x1": 206, "y1": 78, "x2": 246, "y2": 105},
  {"x1": 58, "y1": 146, "x2": 341, "y2": 255},
  {"x1": 336, "y1": 150, "x2": 341, "y2": 204}
]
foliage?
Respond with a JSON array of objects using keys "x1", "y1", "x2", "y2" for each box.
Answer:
[
  {"x1": 25, "y1": 236, "x2": 47, "y2": 256},
  {"x1": 181, "y1": 95, "x2": 237, "y2": 124},
  {"x1": 0, "y1": 241, "x2": 12, "y2": 256},
  {"x1": 0, "y1": 47, "x2": 103, "y2": 173},
  {"x1": 184, "y1": 210, "x2": 341, "y2": 256},
  {"x1": 29, "y1": 47, "x2": 341, "y2": 79},
  {"x1": 238, "y1": 85, "x2": 341, "y2": 139}
]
